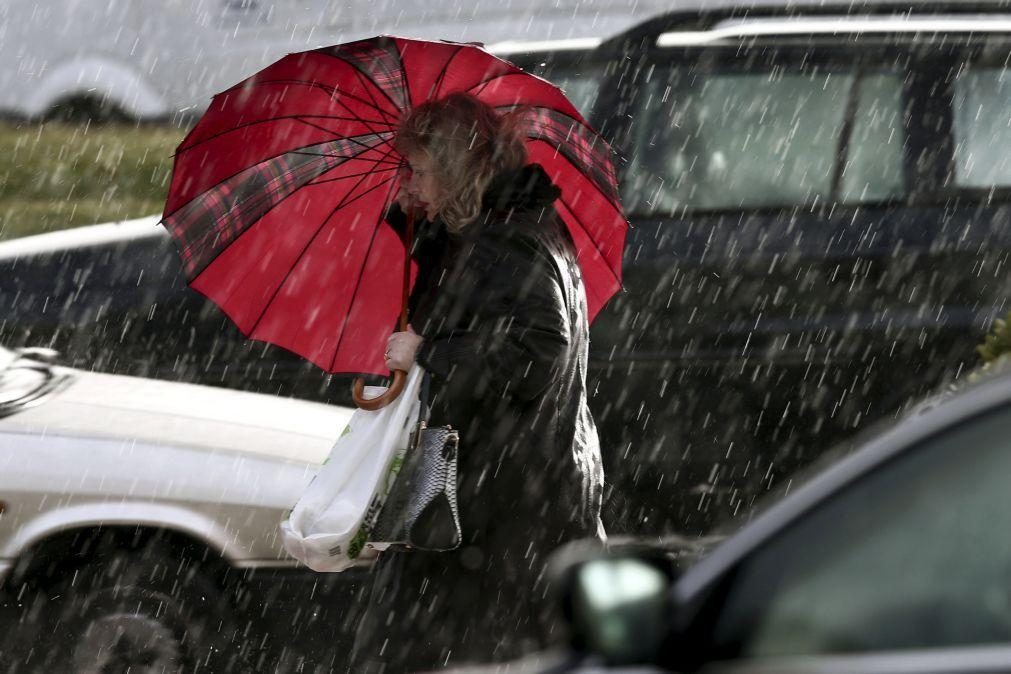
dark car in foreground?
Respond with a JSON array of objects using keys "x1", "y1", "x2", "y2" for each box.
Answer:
[{"x1": 459, "y1": 365, "x2": 1011, "y2": 673}]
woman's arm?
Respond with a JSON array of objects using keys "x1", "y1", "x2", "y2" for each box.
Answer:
[
  {"x1": 385, "y1": 202, "x2": 445, "y2": 264},
  {"x1": 415, "y1": 229, "x2": 571, "y2": 402}
]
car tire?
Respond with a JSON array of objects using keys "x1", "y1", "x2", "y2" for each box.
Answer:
[{"x1": 33, "y1": 545, "x2": 246, "y2": 673}]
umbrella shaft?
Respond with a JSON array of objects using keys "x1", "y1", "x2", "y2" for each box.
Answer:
[{"x1": 400, "y1": 209, "x2": 414, "y2": 332}]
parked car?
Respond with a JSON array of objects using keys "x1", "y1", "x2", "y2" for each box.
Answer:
[
  {"x1": 460, "y1": 364, "x2": 1011, "y2": 673},
  {"x1": 0, "y1": 0, "x2": 654, "y2": 120},
  {"x1": 581, "y1": 1, "x2": 1011, "y2": 534},
  {"x1": 0, "y1": 342, "x2": 360, "y2": 671}
]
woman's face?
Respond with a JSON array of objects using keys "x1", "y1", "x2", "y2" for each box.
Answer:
[{"x1": 403, "y1": 151, "x2": 443, "y2": 220}]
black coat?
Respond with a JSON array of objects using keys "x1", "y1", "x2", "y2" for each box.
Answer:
[{"x1": 350, "y1": 164, "x2": 605, "y2": 672}]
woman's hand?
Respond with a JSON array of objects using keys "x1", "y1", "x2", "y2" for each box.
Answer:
[
  {"x1": 385, "y1": 325, "x2": 423, "y2": 371},
  {"x1": 395, "y1": 182, "x2": 414, "y2": 213}
]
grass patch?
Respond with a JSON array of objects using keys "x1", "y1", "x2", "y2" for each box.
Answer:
[{"x1": 0, "y1": 120, "x2": 186, "y2": 241}]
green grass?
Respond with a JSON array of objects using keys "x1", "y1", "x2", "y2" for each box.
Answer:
[{"x1": 0, "y1": 121, "x2": 186, "y2": 241}]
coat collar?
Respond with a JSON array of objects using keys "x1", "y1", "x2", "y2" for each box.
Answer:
[{"x1": 481, "y1": 163, "x2": 562, "y2": 214}]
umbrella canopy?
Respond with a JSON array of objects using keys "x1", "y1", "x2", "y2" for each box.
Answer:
[{"x1": 161, "y1": 36, "x2": 626, "y2": 377}]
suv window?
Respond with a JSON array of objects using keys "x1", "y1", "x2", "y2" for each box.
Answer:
[
  {"x1": 708, "y1": 403, "x2": 1011, "y2": 658},
  {"x1": 953, "y1": 64, "x2": 1011, "y2": 188},
  {"x1": 620, "y1": 48, "x2": 906, "y2": 213}
]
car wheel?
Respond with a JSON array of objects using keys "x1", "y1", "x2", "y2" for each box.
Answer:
[{"x1": 36, "y1": 546, "x2": 245, "y2": 672}]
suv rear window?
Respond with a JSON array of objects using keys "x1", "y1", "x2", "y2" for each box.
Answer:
[
  {"x1": 620, "y1": 48, "x2": 907, "y2": 214},
  {"x1": 953, "y1": 65, "x2": 1011, "y2": 188}
]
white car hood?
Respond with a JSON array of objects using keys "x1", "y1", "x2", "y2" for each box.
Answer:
[{"x1": 2, "y1": 368, "x2": 352, "y2": 465}]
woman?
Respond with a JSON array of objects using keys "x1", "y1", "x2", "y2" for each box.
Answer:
[{"x1": 350, "y1": 92, "x2": 605, "y2": 672}]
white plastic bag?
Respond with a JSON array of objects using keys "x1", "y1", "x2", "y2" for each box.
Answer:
[{"x1": 280, "y1": 365, "x2": 424, "y2": 572}]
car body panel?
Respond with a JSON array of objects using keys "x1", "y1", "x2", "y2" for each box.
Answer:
[
  {"x1": 0, "y1": 351, "x2": 354, "y2": 583},
  {"x1": 3, "y1": 367, "x2": 350, "y2": 463}
]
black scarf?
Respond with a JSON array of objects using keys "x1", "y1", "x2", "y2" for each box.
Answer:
[{"x1": 481, "y1": 163, "x2": 562, "y2": 215}]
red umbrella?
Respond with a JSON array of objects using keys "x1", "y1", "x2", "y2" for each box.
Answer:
[{"x1": 160, "y1": 35, "x2": 626, "y2": 400}]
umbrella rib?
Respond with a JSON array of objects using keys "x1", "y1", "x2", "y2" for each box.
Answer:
[
  {"x1": 215, "y1": 77, "x2": 395, "y2": 122},
  {"x1": 309, "y1": 164, "x2": 399, "y2": 185},
  {"x1": 466, "y1": 70, "x2": 521, "y2": 98},
  {"x1": 395, "y1": 39, "x2": 414, "y2": 105},
  {"x1": 350, "y1": 67, "x2": 401, "y2": 126},
  {"x1": 425, "y1": 44, "x2": 464, "y2": 100},
  {"x1": 324, "y1": 78, "x2": 401, "y2": 152},
  {"x1": 315, "y1": 41, "x2": 408, "y2": 117},
  {"x1": 292, "y1": 116, "x2": 390, "y2": 140},
  {"x1": 291, "y1": 112, "x2": 390, "y2": 126},
  {"x1": 471, "y1": 76, "x2": 585, "y2": 123},
  {"x1": 248, "y1": 170, "x2": 399, "y2": 351},
  {"x1": 514, "y1": 110, "x2": 620, "y2": 203},
  {"x1": 329, "y1": 167, "x2": 403, "y2": 373},
  {"x1": 176, "y1": 113, "x2": 393, "y2": 156},
  {"x1": 245, "y1": 143, "x2": 400, "y2": 343},
  {"x1": 554, "y1": 182, "x2": 624, "y2": 288},
  {"x1": 164, "y1": 131, "x2": 391, "y2": 221},
  {"x1": 494, "y1": 103, "x2": 589, "y2": 134},
  {"x1": 291, "y1": 150, "x2": 401, "y2": 167},
  {"x1": 535, "y1": 135, "x2": 624, "y2": 218},
  {"x1": 287, "y1": 129, "x2": 399, "y2": 163}
]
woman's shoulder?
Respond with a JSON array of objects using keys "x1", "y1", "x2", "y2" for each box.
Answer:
[{"x1": 465, "y1": 212, "x2": 571, "y2": 281}]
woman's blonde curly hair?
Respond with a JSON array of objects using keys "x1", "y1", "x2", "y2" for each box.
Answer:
[{"x1": 394, "y1": 92, "x2": 528, "y2": 233}]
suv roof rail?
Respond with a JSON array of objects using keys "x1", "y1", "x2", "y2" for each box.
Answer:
[
  {"x1": 599, "y1": 2, "x2": 1011, "y2": 50},
  {"x1": 487, "y1": 37, "x2": 603, "y2": 55},
  {"x1": 657, "y1": 14, "x2": 1011, "y2": 46}
]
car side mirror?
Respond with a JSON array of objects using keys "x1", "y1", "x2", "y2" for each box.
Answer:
[{"x1": 550, "y1": 541, "x2": 677, "y2": 666}]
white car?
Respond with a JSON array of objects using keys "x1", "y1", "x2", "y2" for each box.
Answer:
[
  {"x1": 0, "y1": 0, "x2": 649, "y2": 121},
  {"x1": 0, "y1": 344, "x2": 354, "y2": 671}
]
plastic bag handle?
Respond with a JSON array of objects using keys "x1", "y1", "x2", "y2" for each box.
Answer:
[{"x1": 353, "y1": 370, "x2": 407, "y2": 410}]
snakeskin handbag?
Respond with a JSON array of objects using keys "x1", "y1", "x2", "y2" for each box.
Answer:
[{"x1": 371, "y1": 372, "x2": 462, "y2": 551}]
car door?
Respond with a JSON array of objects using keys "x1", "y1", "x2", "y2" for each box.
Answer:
[{"x1": 673, "y1": 396, "x2": 1011, "y2": 673}]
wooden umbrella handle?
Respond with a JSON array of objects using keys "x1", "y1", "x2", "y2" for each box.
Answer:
[
  {"x1": 351, "y1": 204, "x2": 417, "y2": 411},
  {"x1": 352, "y1": 370, "x2": 407, "y2": 410}
]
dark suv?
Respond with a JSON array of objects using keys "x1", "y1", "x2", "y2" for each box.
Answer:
[
  {"x1": 3, "y1": 11, "x2": 1011, "y2": 536},
  {"x1": 586, "y1": 2, "x2": 1011, "y2": 533}
]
